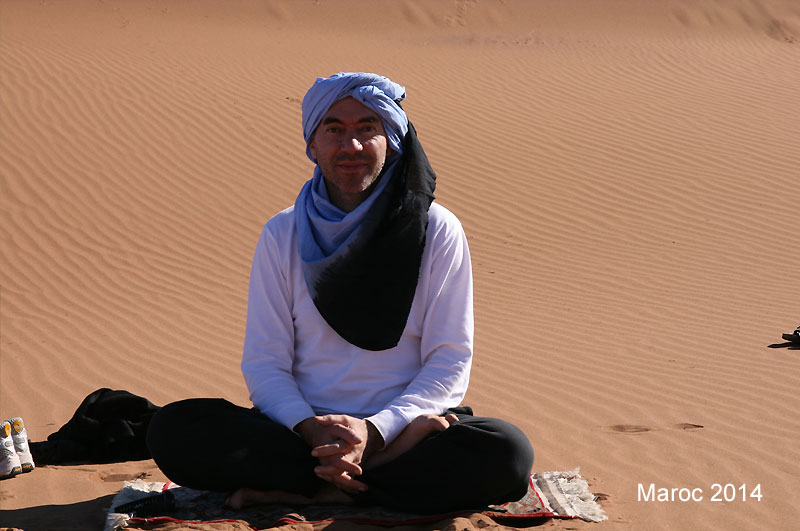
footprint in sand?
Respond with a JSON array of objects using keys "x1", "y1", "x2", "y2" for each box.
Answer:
[
  {"x1": 672, "y1": 423, "x2": 704, "y2": 430},
  {"x1": 605, "y1": 423, "x2": 704, "y2": 433},
  {"x1": 607, "y1": 424, "x2": 654, "y2": 433}
]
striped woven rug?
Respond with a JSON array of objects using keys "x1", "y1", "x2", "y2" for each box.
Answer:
[{"x1": 106, "y1": 468, "x2": 606, "y2": 530}]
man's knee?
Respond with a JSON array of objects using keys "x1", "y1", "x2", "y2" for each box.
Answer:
[
  {"x1": 147, "y1": 398, "x2": 251, "y2": 488},
  {"x1": 146, "y1": 399, "x2": 226, "y2": 459},
  {"x1": 502, "y1": 422, "x2": 534, "y2": 499},
  {"x1": 455, "y1": 416, "x2": 532, "y2": 456},
  {"x1": 486, "y1": 419, "x2": 533, "y2": 476},
  {"x1": 453, "y1": 417, "x2": 534, "y2": 497}
]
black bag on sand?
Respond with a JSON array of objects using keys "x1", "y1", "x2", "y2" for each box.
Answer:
[{"x1": 30, "y1": 388, "x2": 160, "y2": 465}]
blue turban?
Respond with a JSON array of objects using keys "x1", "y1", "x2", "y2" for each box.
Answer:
[
  {"x1": 301, "y1": 72, "x2": 409, "y2": 162},
  {"x1": 295, "y1": 72, "x2": 435, "y2": 351}
]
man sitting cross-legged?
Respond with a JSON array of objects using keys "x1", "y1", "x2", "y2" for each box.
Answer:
[{"x1": 146, "y1": 72, "x2": 534, "y2": 514}]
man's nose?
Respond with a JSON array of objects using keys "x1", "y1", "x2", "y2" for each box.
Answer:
[{"x1": 340, "y1": 135, "x2": 363, "y2": 152}]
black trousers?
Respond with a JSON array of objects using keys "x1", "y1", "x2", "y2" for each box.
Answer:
[{"x1": 146, "y1": 398, "x2": 533, "y2": 514}]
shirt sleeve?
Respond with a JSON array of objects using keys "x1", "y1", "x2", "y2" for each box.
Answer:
[
  {"x1": 366, "y1": 210, "x2": 474, "y2": 445},
  {"x1": 241, "y1": 224, "x2": 315, "y2": 431}
]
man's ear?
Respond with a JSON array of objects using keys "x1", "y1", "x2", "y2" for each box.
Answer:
[{"x1": 308, "y1": 140, "x2": 317, "y2": 160}]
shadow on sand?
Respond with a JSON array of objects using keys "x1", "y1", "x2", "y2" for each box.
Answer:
[
  {"x1": 767, "y1": 341, "x2": 799, "y2": 351},
  {"x1": 0, "y1": 493, "x2": 114, "y2": 531}
]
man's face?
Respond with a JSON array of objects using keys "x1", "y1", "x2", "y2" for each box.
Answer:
[{"x1": 309, "y1": 97, "x2": 390, "y2": 212}]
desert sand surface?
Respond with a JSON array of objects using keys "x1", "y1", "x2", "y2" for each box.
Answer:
[{"x1": 2, "y1": 0, "x2": 800, "y2": 530}]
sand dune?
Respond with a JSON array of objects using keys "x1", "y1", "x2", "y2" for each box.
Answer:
[{"x1": 2, "y1": 1, "x2": 799, "y2": 529}]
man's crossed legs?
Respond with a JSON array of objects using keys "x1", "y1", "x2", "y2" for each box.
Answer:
[{"x1": 146, "y1": 399, "x2": 533, "y2": 514}]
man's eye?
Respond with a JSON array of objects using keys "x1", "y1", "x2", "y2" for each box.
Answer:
[{"x1": 326, "y1": 127, "x2": 340, "y2": 134}]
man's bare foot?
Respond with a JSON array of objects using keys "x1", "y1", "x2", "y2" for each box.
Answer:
[{"x1": 225, "y1": 483, "x2": 353, "y2": 510}]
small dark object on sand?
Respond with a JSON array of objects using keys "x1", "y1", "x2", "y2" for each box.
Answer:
[{"x1": 781, "y1": 325, "x2": 800, "y2": 345}]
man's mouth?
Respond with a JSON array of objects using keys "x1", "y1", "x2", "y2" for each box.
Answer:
[
  {"x1": 336, "y1": 156, "x2": 368, "y2": 163},
  {"x1": 336, "y1": 160, "x2": 369, "y2": 169}
]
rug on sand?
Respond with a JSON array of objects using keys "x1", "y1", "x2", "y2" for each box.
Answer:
[{"x1": 105, "y1": 469, "x2": 606, "y2": 530}]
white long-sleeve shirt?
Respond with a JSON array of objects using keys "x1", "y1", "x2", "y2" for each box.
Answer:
[{"x1": 241, "y1": 202, "x2": 473, "y2": 445}]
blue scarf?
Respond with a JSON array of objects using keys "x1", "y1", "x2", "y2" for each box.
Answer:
[{"x1": 295, "y1": 73, "x2": 436, "y2": 350}]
